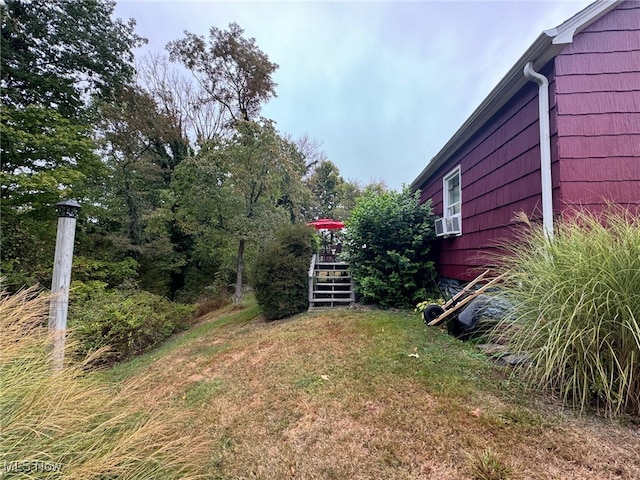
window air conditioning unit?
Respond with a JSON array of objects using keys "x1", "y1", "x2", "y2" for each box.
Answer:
[{"x1": 435, "y1": 215, "x2": 461, "y2": 237}]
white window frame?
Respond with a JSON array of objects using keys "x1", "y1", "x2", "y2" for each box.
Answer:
[{"x1": 436, "y1": 166, "x2": 462, "y2": 237}]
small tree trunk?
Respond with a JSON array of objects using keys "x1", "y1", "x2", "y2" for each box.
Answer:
[{"x1": 234, "y1": 238, "x2": 245, "y2": 304}]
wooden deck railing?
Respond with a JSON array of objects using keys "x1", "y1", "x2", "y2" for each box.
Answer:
[{"x1": 308, "y1": 253, "x2": 317, "y2": 303}]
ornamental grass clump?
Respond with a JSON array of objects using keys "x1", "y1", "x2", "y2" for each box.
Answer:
[
  {"x1": 492, "y1": 208, "x2": 640, "y2": 417},
  {"x1": 0, "y1": 286, "x2": 212, "y2": 479}
]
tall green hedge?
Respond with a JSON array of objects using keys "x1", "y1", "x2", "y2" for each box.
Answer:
[
  {"x1": 252, "y1": 224, "x2": 316, "y2": 320},
  {"x1": 342, "y1": 187, "x2": 437, "y2": 308}
]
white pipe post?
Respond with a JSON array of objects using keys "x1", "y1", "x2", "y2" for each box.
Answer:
[
  {"x1": 524, "y1": 61, "x2": 554, "y2": 238},
  {"x1": 49, "y1": 200, "x2": 80, "y2": 370}
]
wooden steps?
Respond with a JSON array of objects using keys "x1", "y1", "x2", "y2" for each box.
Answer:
[{"x1": 308, "y1": 256, "x2": 355, "y2": 309}]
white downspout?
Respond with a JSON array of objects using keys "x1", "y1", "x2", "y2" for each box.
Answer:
[{"x1": 523, "y1": 61, "x2": 554, "y2": 238}]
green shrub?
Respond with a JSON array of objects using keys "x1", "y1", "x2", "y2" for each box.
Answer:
[
  {"x1": 0, "y1": 286, "x2": 212, "y2": 479},
  {"x1": 342, "y1": 186, "x2": 437, "y2": 308},
  {"x1": 69, "y1": 282, "x2": 195, "y2": 363},
  {"x1": 252, "y1": 223, "x2": 315, "y2": 320},
  {"x1": 492, "y1": 208, "x2": 640, "y2": 416}
]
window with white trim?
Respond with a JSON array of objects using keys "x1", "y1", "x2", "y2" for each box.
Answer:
[
  {"x1": 435, "y1": 166, "x2": 462, "y2": 237},
  {"x1": 444, "y1": 167, "x2": 461, "y2": 217}
]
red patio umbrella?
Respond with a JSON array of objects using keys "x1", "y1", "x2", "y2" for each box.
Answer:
[
  {"x1": 306, "y1": 218, "x2": 345, "y2": 230},
  {"x1": 307, "y1": 218, "x2": 345, "y2": 262}
]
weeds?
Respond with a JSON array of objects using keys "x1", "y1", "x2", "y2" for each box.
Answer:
[{"x1": 467, "y1": 448, "x2": 513, "y2": 480}]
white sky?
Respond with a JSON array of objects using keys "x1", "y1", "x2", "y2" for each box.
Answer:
[{"x1": 114, "y1": 0, "x2": 594, "y2": 190}]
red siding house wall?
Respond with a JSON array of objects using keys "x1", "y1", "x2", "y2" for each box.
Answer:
[
  {"x1": 556, "y1": 1, "x2": 640, "y2": 211},
  {"x1": 411, "y1": 0, "x2": 640, "y2": 282}
]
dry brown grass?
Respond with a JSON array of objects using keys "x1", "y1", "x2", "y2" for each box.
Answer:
[
  {"x1": 0, "y1": 286, "x2": 214, "y2": 479},
  {"x1": 108, "y1": 304, "x2": 640, "y2": 480}
]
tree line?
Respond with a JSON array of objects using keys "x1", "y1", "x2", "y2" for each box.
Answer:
[{"x1": 1, "y1": 0, "x2": 382, "y2": 303}]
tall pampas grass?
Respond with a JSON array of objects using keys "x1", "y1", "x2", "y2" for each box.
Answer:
[
  {"x1": 0, "y1": 286, "x2": 213, "y2": 479},
  {"x1": 490, "y1": 208, "x2": 640, "y2": 417}
]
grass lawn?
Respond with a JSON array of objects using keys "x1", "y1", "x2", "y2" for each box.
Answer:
[{"x1": 103, "y1": 298, "x2": 640, "y2": 480}]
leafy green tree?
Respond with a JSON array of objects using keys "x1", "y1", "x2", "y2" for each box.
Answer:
[
  {"x1": 95, "y1": 85, "x2": 191, "y2": 295},
  {"x1": 303, "y1": 160, "x2": 364, "y2": 221},
  {"x1": 173, "y1": 119, "x2": 307, "y2": 304},
  {"x1": 98, "y1": 87, "x2": 175, "y2": 243},
  {"x1": 1, "y1": 0, "x2": 143, "y2": 288},
  {"x1": 1, "y1": 0, "x2": 142, "y2": 116},
  {"x1": 167, "y1": 22, "x2": 277, "y2": 125},
  {"x1": 1, "y1": 106, "x2": 103, "y2": 213},
  {"x1": 342, "y1": 187, "x2": 437, "y2": 309},
  {"x1": 305, "y1": 160, "x2": 344, "y2": 219},
  {"x1": 135, "y1": 22, "x2": 287, "y2": 297},
  {"x1": 0, "y1": 106, "x2": 105, "y2": 287},
  {"x1": 339, "y1": 180, "x2": 364, "y2": 218}
]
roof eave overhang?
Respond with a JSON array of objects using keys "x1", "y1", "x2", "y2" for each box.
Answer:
[{"x1": 410, "y1": 0, "x2": 622, "y2": 192}]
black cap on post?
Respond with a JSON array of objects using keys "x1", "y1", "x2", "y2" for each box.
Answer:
[{"x1": 55, "y1": 200, "x2": 81, "y2": 219}]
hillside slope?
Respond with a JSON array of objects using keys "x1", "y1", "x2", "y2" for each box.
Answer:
[{"x1": 106, "y1": 301, "x2": 640, "y2": 480}]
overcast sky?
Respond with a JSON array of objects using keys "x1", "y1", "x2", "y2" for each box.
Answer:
[{"x1": 114, "y1": 0, "x2": 594, "y2": 190}]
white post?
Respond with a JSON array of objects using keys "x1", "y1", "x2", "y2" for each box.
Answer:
[{"x1": 48, "y1": 200, "x2": 80, "y2": 370}]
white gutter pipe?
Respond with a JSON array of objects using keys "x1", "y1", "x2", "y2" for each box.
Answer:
[{"x1": 523, "y1": 61, "x2": 554, "y2": 238}]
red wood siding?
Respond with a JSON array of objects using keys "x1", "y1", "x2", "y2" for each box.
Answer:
[
  {"x1": 555, "y1": 72, "x2": 640, "y2": 94},
  {"x1": 416, "y1": 70, "x2": 559, "y2": 281},
  {"x1": 555, "y1": 1, "x2": 640, "y2": 212},
  {"x1": 416, "y1": 1, "x2": 640, "y2": 282}
]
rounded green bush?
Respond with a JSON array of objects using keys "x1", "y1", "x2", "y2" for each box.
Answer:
[
  {"x1": 252, "y1": 224, "x2": 315, "y2": 320},
  {"x1": 69, "y1": 281, "x2": 195, "y2": 363}
]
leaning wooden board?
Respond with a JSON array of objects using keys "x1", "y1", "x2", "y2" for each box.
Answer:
[
  {"x1": 427, "y1": 272, "x2": 505, "y2": 327},
  {"x1": 439, "y1": 269, "x2": 489, "y2": 311}
]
